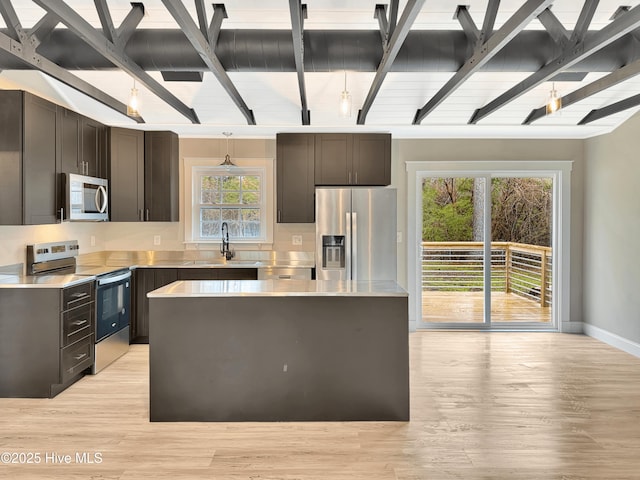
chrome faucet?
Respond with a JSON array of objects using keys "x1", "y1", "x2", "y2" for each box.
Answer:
[{"x1": 220, "y1": 222, "x2": 234, "y2": 260}]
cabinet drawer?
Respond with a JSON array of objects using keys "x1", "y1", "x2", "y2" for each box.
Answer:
[
  {"x1": 62, "y1": 302, "x2": 94, "y2": 347},
  {"x1": 62, "y1": 281, "x2": 94, "y2": 310},
  {"x1": 61, "y1": 335, "x2": 93, "y2": 382}
]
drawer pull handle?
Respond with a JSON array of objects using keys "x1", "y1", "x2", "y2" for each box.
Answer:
[
  {"x1": 70, "y1": 292, "x2": 89, "y2": 299},
  {"x1": 71, "y1": 319, "x2": 88, "y2": 327},
  {"x1": 278, "y1": 275, "x2": 292, "y2": 279},
  {"x1": 73, "y1": 353, "x2": 87, "y2": 361}
]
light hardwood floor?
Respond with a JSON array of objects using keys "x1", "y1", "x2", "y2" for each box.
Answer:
[{"x1": 1, "y1": 332, "x2": 639, "y2": 479}]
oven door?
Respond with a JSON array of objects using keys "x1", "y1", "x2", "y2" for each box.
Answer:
[{"x1": 96, "y1": 270, "x2": 131, "y2": 342}]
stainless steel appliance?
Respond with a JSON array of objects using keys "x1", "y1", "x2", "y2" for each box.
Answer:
[
  {"x1": 315, "y1": 187, "x2": 397, "y2": 281},
  {"x1": 64, "y1": 173, "x2": 109, "y2": 221},
  {"x1": 26, "y1": 240, "x2": 130, "y2": 374}
]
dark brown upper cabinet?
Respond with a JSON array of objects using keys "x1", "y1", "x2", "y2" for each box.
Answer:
[
  {"x1": 108, "y1": 127, "x2": 145, "y2": 222},
  {"x1": 0, "y1": 91, "x2": 58, "y2": 225},
  {"x1": 314, "y1": 133, "x2": 391, "y2": 186},
  {"x1": 276, "y1": 133, "x2": 315, "y2": 223},
  {"x1": 81, "y1": 116, "x2": 106, "y2": 178},
  {"x1": 145, "y1": 131, "x2": 179, "y2": 222},
  {"x1": 58, "y1": 109, "x2": 106, "y2": 179},
  {"x1": 107, "y1": 129, "x2": 179, "y2": 222}
]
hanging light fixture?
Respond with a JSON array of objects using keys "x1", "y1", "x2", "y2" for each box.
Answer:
[
  {"x1": 220, "y1": 132, "x2": 236, "y2": 167},
  {"x1": 127, "y1": 79, "x2": 139, "y2": 117},
  {"x1": 545, "y1": 82, "x2": 562, "y2": 115},
  {"x1": 339, "y1": 70, "x2": 352, "y2": 118}
]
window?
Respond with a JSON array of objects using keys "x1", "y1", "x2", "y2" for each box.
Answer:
[
  {"x1": 196, "y1": 172, "x2": 262, "y2": 239},
  {"x1": 184, "y1": 158, "x2": 274, "y2": 245}
]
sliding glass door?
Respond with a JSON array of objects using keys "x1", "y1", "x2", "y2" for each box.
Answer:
[{"x1": 418, "y1": 173, "x2": 554, "y2": 330}]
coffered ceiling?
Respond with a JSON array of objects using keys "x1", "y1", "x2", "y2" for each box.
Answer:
[{"x1": 1, "y1": 0, "x2": 640, "y2": 138}]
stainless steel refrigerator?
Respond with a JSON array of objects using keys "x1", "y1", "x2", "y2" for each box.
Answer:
[{"x1": 315, "y1": 187, "x2": 397, "y2": 281}]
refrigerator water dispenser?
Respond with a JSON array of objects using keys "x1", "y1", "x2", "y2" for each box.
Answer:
[{"x1": 322, "y1": 236, "x2": 345, "y2": 269}]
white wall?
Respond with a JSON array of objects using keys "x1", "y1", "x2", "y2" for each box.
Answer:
[
  {"x1": 583, "y1": 114, "x2": 640, "y2": 352},
  {"x1": 0, "y1": 223, "x2": 107, "y2": 272}
]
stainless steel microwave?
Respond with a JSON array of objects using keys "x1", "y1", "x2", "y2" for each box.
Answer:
[{"x1": 64, "y1": 173, "x2": 109, "y2": 221}]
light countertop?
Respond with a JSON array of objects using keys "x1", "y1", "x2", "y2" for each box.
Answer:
[
  {"x1": 0, "y1": 274, "x2": 95, "y2": 289},
  {"x1": 147, "y1": 279, "x2": 407, "y2": 298}
]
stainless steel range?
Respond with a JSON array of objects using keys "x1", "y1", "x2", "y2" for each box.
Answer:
[{"x1": 27, "y1": 240, "x2": 131, "y2": 373}]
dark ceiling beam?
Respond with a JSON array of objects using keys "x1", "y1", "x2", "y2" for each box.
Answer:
[
  {"x1": 0, "y1": 0, "x2": 22, "y2": 41},
  {"x1": 357, "y1": 0, "x2": 426, "y2": 125},
  {"x1": 208, "y1": 4, "x2": 227, "y2": 48},
  {"x1": 160, "y1": 0, "x2": 254, "y2": 125},
  {"x1": 478, "y1": 0, "x2": 500, "y2": 44},
  {"x1": 375, "y1": 0, "x2": 400, "y2": 47},
  {"x1": 470, "y1": 3, "x2": 640, "y2": 124},
  {"x1": 93, "y1": 0, "x2": 117, "y2": 45},
  {"x1": 537, "y1": 7, "x2": 569, "y2": 47},
  {"x1": 569, "y1": 0, "x2": 599, "y2": 44},
  {"x1": 455, "y1": 6, "x2": 479, "y2": 45},
  {"x1": 414, "y1": 0, "x2": 552, "y2": 125},
  {"x1": 375, "y1": 4, "x2": 389, "y2": 46},
  {"x1": 194, "y1": 0, "x2": 209, "y2": 42},
  {"x1": 387, "y1": 0, "x2": 398, "y2": 40},
  {"x1": 34, "y1": 0, "x2": 199, "y2": 124},
  {"x1": 524, "y1": 58, "x2": 640, "y2": 124},
  {"x1": 579, "y1": 93, "x2": 640, "y2": 124},
  {"x1": 289, "y1": 0, "x2": 310, "y2": 125},
  {"x1": 117, "y1": 3, "x2": 145, "y2": 47},
  {"x1": 28, "y1": 12, "x2": 59, "y2": 48},
  {"x1": 0, "y1": 24, "x2": 142, "y2": 122}
]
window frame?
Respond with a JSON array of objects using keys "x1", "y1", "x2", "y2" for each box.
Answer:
[{"x1": 183, "y1": 157, "x2": 274, "y2": 247}]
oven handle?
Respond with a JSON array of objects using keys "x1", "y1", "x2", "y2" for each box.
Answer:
[{"x1": 97, "y1": 271, "x2": 132, "y2": 286}]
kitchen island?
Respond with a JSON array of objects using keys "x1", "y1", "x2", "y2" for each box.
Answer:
[{"x1": 148, "y1": 279, "x2": 409, "y2": 422}]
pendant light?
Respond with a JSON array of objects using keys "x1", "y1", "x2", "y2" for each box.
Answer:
[
  {"x1": 220, "y1": 132, "x2": 236, "y2": 168},
  {"x1": 339, "y1": 71, "x2": 352, "y2": 118},
  {"x1": 545, "y1": 83, "x2": 562, "y2": 115},
  {"x1": 127, "y1": 79, "x2": 139, "y2": 117}
]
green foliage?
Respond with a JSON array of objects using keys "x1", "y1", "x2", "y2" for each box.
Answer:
[
  {"x1": 422, "y1": 176, "x2": 552, "y2": 246},
  {"x1": 422, "y1": 178, "x2": 474, "y2": 241}
]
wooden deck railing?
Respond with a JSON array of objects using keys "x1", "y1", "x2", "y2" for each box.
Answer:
[{"x1": 421, "y1": 242, "x2": 552, "y2": 307}]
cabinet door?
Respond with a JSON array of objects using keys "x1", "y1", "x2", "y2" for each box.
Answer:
[
  {"x1": 81, "y1": 116, "x2": 106, "y2": 178},
  {"x1": 352, "y1": 133, "x2": 391, "y2": 186},
  {"x1": 23, "y1": 93, "x2": 58, "y2": 225},
  {"x1": 276, "y1": 133, "x2": 315, "y2": 223},
  {"x1": 177, "y1": 268, "x2": 219, "y2": 280},
  {"x1": 108, "y1": 128, "x2": 144, "y2": 221},
  {"x1": 314, "y1": 134, "x2": 352, "y2": 185},
  {"x1": 58, "y1": 108, "x2": 81, "y2": 175},
  {"x1": 145, "y1": 131, "x2": 179, "y2": 221},
  {"x1": 218, "y1": 268, "x2": 258, "y2": 280},
  {"x1": 0, "y1": 91, "x2": 23, "y2": 225}
]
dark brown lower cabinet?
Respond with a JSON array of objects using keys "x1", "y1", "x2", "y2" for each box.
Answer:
[
  {"x1": 0, "y1": 282, "x2": 95, "y2": 398},
  {"x1": 132, "y1": 267, "x2": 258, "y2": 343}
]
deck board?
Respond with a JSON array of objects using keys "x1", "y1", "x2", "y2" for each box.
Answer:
[{"x1": 422, "y1": 291, "x2": 551, "y2": 323}]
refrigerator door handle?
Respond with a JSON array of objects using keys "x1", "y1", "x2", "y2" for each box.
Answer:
[
  {"x1": 352, "y1": 212, "x2": 357, "y2": 281},
  {"x1": 346, "y1": 211, "x2": 352, "y2": 281}
]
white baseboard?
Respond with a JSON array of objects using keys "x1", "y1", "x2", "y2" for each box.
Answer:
[{"x1": 583, "y1": 323, "x2": 640, "y2": 359}]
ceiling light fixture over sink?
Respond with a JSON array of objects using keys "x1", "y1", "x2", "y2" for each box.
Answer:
[{"x1": 220, "y1": 131, "x2": 236, "y2": 168}]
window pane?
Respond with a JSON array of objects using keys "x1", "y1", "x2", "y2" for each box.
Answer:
[
  {"x1": 221, "y1": 176, "x2": 240, "y2": 190},
  {"x1": 221, "y1": 208, "x2": 240, "y2": 222},
  {"x1": 242, "y1": 191, "x2": 259, "y2": 204},
  {"x1": 222, "y1": 191, "x2": 240, "y2": 204},
  {"x1": 242, "y1": 176, "x2": 261, "y2": 191},
  {"x1": 201, "y1": 209, "x2": 221, "y2": 222},
  {"x1": 201, "y1": 222, "x2": 219, "y2": 238}
]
